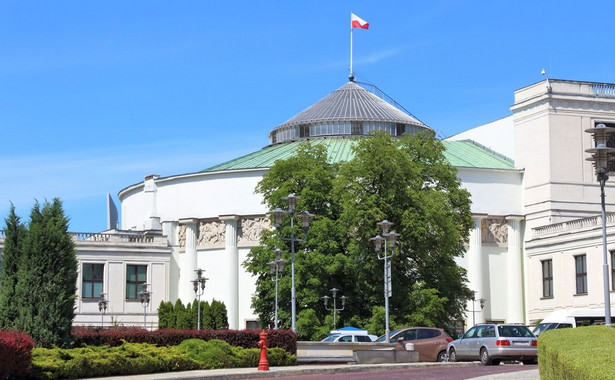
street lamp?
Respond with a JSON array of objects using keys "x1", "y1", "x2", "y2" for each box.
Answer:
[
  {"x1": 269, "y1": 248, "x2": 286, "y2": 329},
  {"x1": 271, "y1": 193, "x2": 314, "y2": 332},
  {"x1": 191, "y1": 268, "x2": 208, "y2": 330},
  {"x1": 470, "y1": 291, "x2": 486, "y2": 326},
  {"x1": 98, "y1": 293, "x2": 108, "y2": 329},
  {"x1": 322, "y1": 288, "x2": 347, "y2": 330},
  {"x1": 370, "y1": 219, "x2": 401, "y2": 343},
  {"x1": 585, "y1": 123, "x2": 615, "y2": 327},
  {"x1": 138, "y1": 283, "x2": 151, "y2": 330}
]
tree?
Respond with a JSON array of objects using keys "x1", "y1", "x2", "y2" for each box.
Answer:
[
  {"x1": 0, "y1": 204, "x2": 26, "y2": 329},
  {"x1": 245, "y1": 132, "x2": 474, "y2": 339},
  {"x1": 12, "y1": 199, "x2": 77, "y2": 347},
  {"x1": 210, "y1": 299, "x2": 229, "y2": 329}
]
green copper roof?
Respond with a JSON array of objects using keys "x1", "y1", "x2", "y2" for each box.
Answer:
[
  {"x1": 442, "y1": 140, "x2": 514, "y2": 170},
  {"x1": 203, "y1": 138, "x2": 515, "y2": 173}
]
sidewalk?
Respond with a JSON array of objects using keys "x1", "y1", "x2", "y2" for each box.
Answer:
[{"x1": 91, "y1": 362, "x2": 539, "y2": 380}]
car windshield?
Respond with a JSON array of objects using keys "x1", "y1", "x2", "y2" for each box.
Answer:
[
  {"x1": 375, "y1": 329, "x2": 403, "y2": 342},
  {"x1": 498, "y1": 325, "x2": 534, "y2": 338},
  {"x1": 321, "y1": 334, "x2": 340, "y2": 342},
  {"x1": 532, "y1": 323, "x2": 555, "y2": 336}
]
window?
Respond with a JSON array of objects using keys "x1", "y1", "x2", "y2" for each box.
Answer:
[
  {"x1": 82, "y1": 263, "x2": 104, "y2": 299},
  {"x1": 126, "y1": 264, "x2": 147, "y2": 299},
  {"x1": 575, "y1": 255, "x2": 587, "y2": 294},
  {"x1": 542, "y1": 259, "x2": 553, "y2": 298}
]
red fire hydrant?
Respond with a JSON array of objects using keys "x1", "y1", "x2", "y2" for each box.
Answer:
[{"x1": 257, "y1": 331, "x2": 269, "y2": 371}]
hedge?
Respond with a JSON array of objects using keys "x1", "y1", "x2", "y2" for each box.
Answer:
[
  {"x1": 538, "y1": 325, "x2": 615, "y2": 380},
  {"x1": 72, "y1": 326, "x2": 297, "y2": 354},
  {"x1": 0, "y1": 329, "x2": 36, "y2": 379}
]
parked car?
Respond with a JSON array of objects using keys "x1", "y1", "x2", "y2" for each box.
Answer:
[
  {"x1": 532, "y1": 321, "x2": 572, "y2": 336},
  {"x1": 447, "y1": 323, "x2": 537, "y2": 365},
  {"x1": 321, "y1": 333, "x2": 374, "y2": 342},
  {"x1": 375, "y1": 327, "x2": 453, "y2": 362}
]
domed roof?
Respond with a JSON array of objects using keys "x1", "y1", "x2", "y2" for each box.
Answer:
[{"x1": 268, "y1": 80, "x2": 430, "y2": 144}]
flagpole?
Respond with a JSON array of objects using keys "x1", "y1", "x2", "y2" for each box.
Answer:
[{"x1": 350, "y1": 14, "x2": 354, "y2": 81}]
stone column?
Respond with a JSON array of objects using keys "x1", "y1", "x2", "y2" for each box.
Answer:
[
  {"x1": 468, "y1": 214, "x2": 487, "y2": 325},
  {"x1": 144, "y1": 174, "x2": 161, "y2": 230},
  {"x1": 220, "y1": 215, "x2": 239, "y2": 330},
  {"x1": 506, "y1": 215, "x2": 525, "y2": 323},
  {"x1": 179, "y1": 218, "x2": 198, "y2": 303}
]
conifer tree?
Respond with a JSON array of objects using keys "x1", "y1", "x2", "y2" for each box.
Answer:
[
  {"x1": 0, "y1": 204, "x2": 26, "y2": 329},
  {"x1": 13, "y1": 199, "x2": 77, "y2": 347},
  {"x1": 211, "y1": 299, "x2": 229, "y2": 329}
]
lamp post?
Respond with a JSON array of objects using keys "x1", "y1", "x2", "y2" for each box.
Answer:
[
  {"x1": 268, "y1": 248, "x2": 286, "y2": 329},
  {"x1": 585, "y1": 123, "x2": 615, "y2": 327},
  {"x1": 321, "y1": 288, "x2": 347, "y2": 330},
  {"x1": 470, "y1": 291, "x2": 487, "y2": 326},
  {"x1": 370, "y1": 219, "x2": 401, "y2": 343},
  {"x1": 191, "y1": 268, "x2": 208, "y2": 330},
  {"x1": 272, "y1": 193, "x2": 314, "y2": 332},
  {"x1": 98, "y1": 293, "x2": 108, "y2": 329},
  {"x1": 138, "y1": 283, "x2": 151, "y2": 330}
]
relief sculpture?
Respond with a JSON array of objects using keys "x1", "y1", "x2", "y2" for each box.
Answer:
[
  {"x1": 482, "y1": 218, "x2": 508, "y2": 246},
  {"x1": 197, "y1": 221, "x2": 226, "y2": 248},
  {"x1": 178, "y1": 224, "x2": 186, "y2": 249},
  {"x1": 238, "y1": 217, "x2": 271, "y2": 245}
]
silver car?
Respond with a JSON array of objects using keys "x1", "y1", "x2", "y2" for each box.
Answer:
[{"x1": 447, "y1": 323, "x2": 537, "y2": 365}]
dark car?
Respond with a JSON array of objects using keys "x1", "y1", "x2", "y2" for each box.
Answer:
[
  {"x1": 375, "y1": 327, "x2": 452, "y2": 362},
  {"x1": 447, "y1": 323, "x2": 537, "y2": 365}
]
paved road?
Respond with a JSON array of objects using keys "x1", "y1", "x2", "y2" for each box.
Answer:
[{"x1": 246, "y1": 364, "x2": 538, "y2": 380}]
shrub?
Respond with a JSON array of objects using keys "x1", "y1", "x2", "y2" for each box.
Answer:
[
  {"x1": 539, "y1": 325, "x2": 615, "y2": 380},
  {"x1": 31, "y1": 341, "x2": 201, "y2": 379},
  {"x1": 0, "y1": 329, "x2": 36, "y2": 379}
]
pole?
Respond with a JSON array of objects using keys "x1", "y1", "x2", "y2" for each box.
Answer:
[
  {"x1": 143, "y1": 305, "x2": 147, "y2": 330},
  {"x1": 349, "y1": 19, "x2": 353, "y2": 79},
  {"x1": 197, "y1": 292, "x2": 201, "y2": 330},
  {"x1": 291, "y1": 213, "x2": 297, "y2": 332},
  {"x1": 384, "y1": 241, "x2": 390, "y2": 343},
  {"x1": 333, "y1": 296, "x2": 337, "y2": 330},
  {"x1": 274, "y1": 265, "x2": 279, "y2": 329},
  {"x1": 600, "y1": 176, "x2": 612, "y2": 327}
]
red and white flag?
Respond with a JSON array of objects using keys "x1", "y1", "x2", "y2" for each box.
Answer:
[{"x1": 351, "y1": 13, "x2": 369, "y2": 29}]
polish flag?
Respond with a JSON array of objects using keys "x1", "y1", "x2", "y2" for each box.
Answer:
[{"x1": 351, "y1": 13, "x2": 369, "y2": 29}]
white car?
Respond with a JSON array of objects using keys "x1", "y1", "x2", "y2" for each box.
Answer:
[{"x1": 321, "y1": 333, "x2": 374, "y2": 342}]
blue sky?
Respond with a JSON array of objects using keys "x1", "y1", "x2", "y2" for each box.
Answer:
[{"x1": 2, "y1": 0, "x2": 615, "y2": 232}]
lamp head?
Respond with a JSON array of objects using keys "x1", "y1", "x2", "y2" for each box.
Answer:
[
  {"x1": 282, "y1": 193, "x2": 299, "y2": 214},
  {"x1": 321, "y1": 295, "x2": 330, "y2": 307},
  {"x1": 376, "y1": 220, "x2": 393, "y2": 234},
  {"x1": 370, "y1": 235, "x2": 383, "y2": 252},
  {"x1": 272, "y1": 208, "x2": 286, "y2": 229}
]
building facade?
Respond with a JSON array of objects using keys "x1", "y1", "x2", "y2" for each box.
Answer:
[{"x1": 3, "y1": 78, "x2": 615, "y2": 330}]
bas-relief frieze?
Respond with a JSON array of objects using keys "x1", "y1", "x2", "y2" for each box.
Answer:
[
  {"x1": 197, "y1": 221, "x2": 226, "y2": 248},
  {"x1": 481, "y1": 218, "x2": 508, "y2": 246},
  {"x1": 237, "y1": 217, "x2": 270, "y2": 246},
  {"x1": 178, "y1": 224, "x2": 186, "y2": 249},
  {"x1": 177, "y1": 217, "x2": 271, "y2": 249}
]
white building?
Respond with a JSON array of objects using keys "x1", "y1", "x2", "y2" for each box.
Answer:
[{"x1": 2, "y1": 77, "x2": 615, "y2": 330}]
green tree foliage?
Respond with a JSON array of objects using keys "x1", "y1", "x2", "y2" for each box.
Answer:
[
  {"x1": 157, "y1": 301, "x2": 174, "y2": 329},
  {"x1": 210, "y1": 299, "x2": 229, "y2": 330},
  {"x1": 159, "y1": 299, "x2": 228, "y2": 330},
  {"x1": 0, "y1": 204, "x2": 27, "y2": 329},
  {"x1": 245, "y1": 132, "x2": 474, "y2": 339},
  {"x1": 12, "y1": 199, "x2": 78, "y2": 347}
]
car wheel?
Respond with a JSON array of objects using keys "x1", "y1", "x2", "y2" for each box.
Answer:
[
  {"x1": 522, "y1": 359, "x2": 537, "y2": 365},
  {"x1": 448, "y1": 348, "x2": 457, "y2": 362},
  {"x1": 437, "y1": 350, "x2": 448, "y2": 362},
  {"x1": 480, "y1": 348, "x2": 491, "y2": 366}
]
